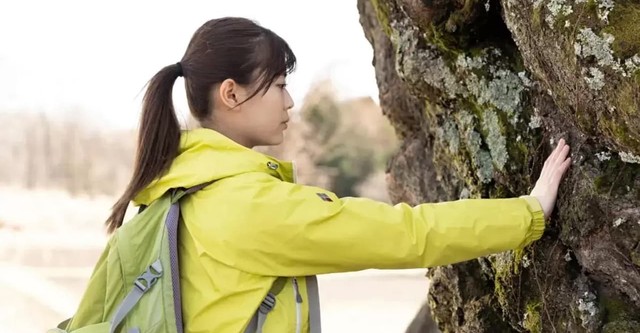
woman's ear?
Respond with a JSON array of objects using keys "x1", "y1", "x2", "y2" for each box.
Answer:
[{"x1": 217, "y1": 78, "x2": 240, "y2": 109}]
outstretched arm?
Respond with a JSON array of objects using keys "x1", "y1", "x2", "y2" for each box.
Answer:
[{"x1": 195, "y1": 140, "x2": 571, "y2": 277}]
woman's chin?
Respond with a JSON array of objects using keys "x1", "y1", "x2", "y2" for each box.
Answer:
[
  {"x1": 260, "y1": 133, "x2": 285, "y2": 147},
  {"x1": 271, "y1": 135, "x2": 285, "y2": 146}
]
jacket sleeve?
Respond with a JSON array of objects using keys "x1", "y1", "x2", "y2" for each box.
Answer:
[{"x1": 214, "y1": 176, "x2": 546, "y2": 277}]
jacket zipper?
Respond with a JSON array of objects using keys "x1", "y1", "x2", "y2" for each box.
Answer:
[{"x1": 292, "y1": 277, "x2": 303, "y2": 333}]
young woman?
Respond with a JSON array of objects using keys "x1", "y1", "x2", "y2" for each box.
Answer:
[{"x1": 106, "y1": 17, "x2": 572, "y2": 333}]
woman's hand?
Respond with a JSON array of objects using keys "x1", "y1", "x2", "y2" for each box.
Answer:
[{"x1": 530, "y1": 138, "x2": 572, "y2": 219}]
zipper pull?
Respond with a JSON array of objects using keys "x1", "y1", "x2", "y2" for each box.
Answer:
[{"x1": 293, "y1": 278, "x2": 303, "y2": 303}]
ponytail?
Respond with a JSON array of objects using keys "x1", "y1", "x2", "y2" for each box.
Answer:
[{"x1": 105, "y1": 63, "x2": 183, "y2": 233}]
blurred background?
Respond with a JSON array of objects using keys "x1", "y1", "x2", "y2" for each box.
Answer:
[{"x1": 0, "y1": 0, "x2": 430, "y2": 331}]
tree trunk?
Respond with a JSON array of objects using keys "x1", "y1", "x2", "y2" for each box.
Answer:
[{"x1": 357, "y1": 0, "x2": 640, "y2": 332}]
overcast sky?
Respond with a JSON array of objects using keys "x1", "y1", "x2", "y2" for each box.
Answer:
[{"x1": 0, "y1": 0, "x2": 379, "y2": 129}]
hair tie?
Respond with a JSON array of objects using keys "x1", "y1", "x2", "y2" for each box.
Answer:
[{"x1": 176, "y1": 62, "x2": 184, "y2": 77}]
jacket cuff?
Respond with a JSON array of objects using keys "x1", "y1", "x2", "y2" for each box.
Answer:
[{"x1": 518, "y1": 195, "x2": 546, "y2": 248}]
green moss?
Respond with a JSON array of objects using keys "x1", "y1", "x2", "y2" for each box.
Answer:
[
  {"x1": 370, "y1": 0, "x2": 392, "y2": 37},
  {"x1": 513, "y1": 249, "x2": 525, "y2": 273},
  {"x1": 553, "y1": 13, "x2": 570, "y2": 31},
  {"x1": 593, "y1": 157, "x2": 640, "y2": 196},
  {"x1": 597, "y1": 283, "x2": 640, "y2": 332},
  {"x1": 523, "y1": 301, "x2": 542, "y2": 333},
  {"x1": 593, "y1": 176, "x2": 607, "y2": 192},
  {"x1": 494, "y1": 279, "x2": 507, "y2": 308},
  {"x1": 601, "y1": 293, "x2": 640, "y2": 323},
  {"x1": 570, "y1": 1, "x2": 604, "y2": 42},
  {"x1": 617, "y1": 82, "x2": 638, "y2": 117},
  {"x1": 631, "y1": 245, "x2": 640, "y2": 267},
  {"x1": 423, "y1": 4, "x2": 521, "y2": 64},
  {"x1": 511, "y1": 52, "x2": 528, "y2": 74},
  {"x1": 488, "y1": 185, "x2": 511, "y2": 198},
  {"x1": 603, "y1": 298, "x2": 629, "y2": 322},
  {"x1": 602, "y1": 1, "x2": 640, "y2": 59},
  {"x1": 425, "y1": 23, "x2": 464, "y2": 63},
  {"x1": 632, "y1": 256, "x2": 640, "y2": 267},
  {"x1": 461, "y1": 99, "x2": 486, "y2": 129},
  {"x1": 599, "y1": 113, "x2": 640, "y2": 154},
  {"x1": 492, "y1": 249, "x2": 542, "y2": 330},
  {"x1": 467, "y1": 46, "x2": 487, "y2": 59},
  {"x1": 574, "y1": 109, "x2": 596, "y2": 130},
  {"x1": 612, "y1": 74, "x2": 640, "y2": 149},
  {"x1": 532, "y1": 5, "x2": 542, "y2": 27},
  {"x1": 492, "y1": 251, "x2": 521, "y2": 310},
  {"x1": 444, "y1": 0, "x2": 480, "y2": 34},
  {"x1": 423, "y1": 3, "x2": 479, "y2": 55},
  {"x1": 603, "y1": 321, "x2": 640, "y2": 333},
  {"x1": 586, "y1": 0, "x2": 598, "y2": 13}
]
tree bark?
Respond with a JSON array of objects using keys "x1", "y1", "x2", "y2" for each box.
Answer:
[{"x1": 357, "y1": 0, "x2": 640, "y2": 331}]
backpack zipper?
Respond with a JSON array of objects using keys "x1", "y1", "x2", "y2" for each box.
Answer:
[{"x1": 292, "y1": 277, "x2": 303, "y2": 333}]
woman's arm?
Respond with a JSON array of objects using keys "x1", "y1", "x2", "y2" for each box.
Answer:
[{"x1": 194, "y1": 139, "x2": 571, "y2": 277}]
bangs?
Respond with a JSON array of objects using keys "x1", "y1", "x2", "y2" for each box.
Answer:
[{"x1": 251, "y1": 29, "x2": 297, "y2": 96}]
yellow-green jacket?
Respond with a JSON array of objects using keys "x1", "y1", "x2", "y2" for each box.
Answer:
[{"x1": 132, "y1": 128, "x2": 545, "y2": 333}]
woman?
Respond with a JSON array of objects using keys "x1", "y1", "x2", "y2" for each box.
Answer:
[{"x1": 106, "y1": 17, "x2": 571, "y2": 333}]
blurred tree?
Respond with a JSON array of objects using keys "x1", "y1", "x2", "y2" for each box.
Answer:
[{"x1": 297, "y1": 80, "x2": 397, "y2": 198}]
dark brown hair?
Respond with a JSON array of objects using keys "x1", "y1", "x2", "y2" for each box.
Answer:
[{"x1": 105, "y1": 17, "x2": 296, "y2": 233}]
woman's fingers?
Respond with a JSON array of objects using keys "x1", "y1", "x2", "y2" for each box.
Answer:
[
  {"x1": 555, "y1": 145, "x2": 570, "y2": 168},
  {"x1": 548, "y1": 140, "x2": 571, "y2": 184},
  {"x1": 552, "y1": 156, "x2": 572, "y2": 185},
  {"x1": 549, "y1": 139, "x2": 566, "y2": 165},
  {"x1": 542, "y1": 139, "x2": 565, "y2": 178}
]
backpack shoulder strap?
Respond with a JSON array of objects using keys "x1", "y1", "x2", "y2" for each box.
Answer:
[
  {"x1": 136, "y1": 180, "x2": 214, "y2": 214},
  {"x1": 244, "y1": 276, "x2": 321, "y2": 333},
  {"x1": 167, "y1": 181, "x2": 215, "y2": 333},
  {"x1": 268, "y1": 277, "x2": 287, "y2": 296},
  {"x1": 243, "y1": 277, "x2": 286, "y2": 333},
  {"x1": 171, "y1": 181, "x2": 216, "y2": 203},
  {"x1": 306, "y1": 276, "x2": 321, "y2": 333},
  {"x1": 111, "y1": 181, "x2": 215, "y2": 333}
]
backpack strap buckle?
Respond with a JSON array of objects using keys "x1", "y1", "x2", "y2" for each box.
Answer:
[
  {"x1": 134, "y1": 259, "x2": 163, "y2": 292},
  {"x1": 259, "y1": 293, "x2": 276, "y2": 314}
]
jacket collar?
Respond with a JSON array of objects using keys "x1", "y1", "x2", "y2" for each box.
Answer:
[{"x1": 133, "y1": 128, "x2": 295, "y2": 206}]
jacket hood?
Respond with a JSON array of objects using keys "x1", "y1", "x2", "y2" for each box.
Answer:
[{"x1": 132, "y1": 128, "x2": 295, "y2": 206}]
